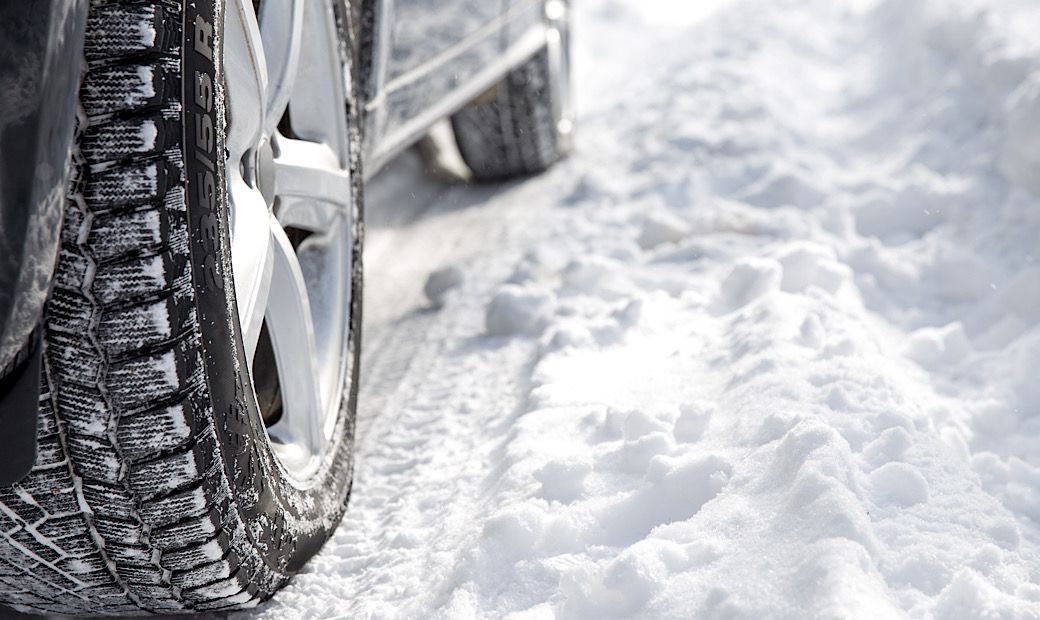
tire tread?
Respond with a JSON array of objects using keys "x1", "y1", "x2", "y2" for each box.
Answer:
[
  {"x1": 451, "y1": 48, "x2": 563, "y2": 181},
  {"x1": 0, "y1": 1, "x2": 279, "y2": 614}
]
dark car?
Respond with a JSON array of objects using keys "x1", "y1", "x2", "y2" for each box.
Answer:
[{"x1": 0, "y1": 0, "x2": 572, "y2": 613}]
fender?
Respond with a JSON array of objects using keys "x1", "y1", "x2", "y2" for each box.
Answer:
[{"x1": 0, "y1": 0, "x2": 88, "y2": 485}]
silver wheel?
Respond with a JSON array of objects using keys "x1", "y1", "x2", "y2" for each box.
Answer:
[{"x1": 224, "y1": 0, "x2": 355, "y2": 484}]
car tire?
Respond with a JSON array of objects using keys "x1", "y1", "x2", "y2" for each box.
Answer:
[
  {"x1": 0, "y1": 0, "x2": 362, "y2": 615},
  {"x1": 451, "y1": 1, "x2": 574, "y2": 182}
]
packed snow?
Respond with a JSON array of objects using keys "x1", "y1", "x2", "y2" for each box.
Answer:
[{"x1": 229, "y1": 0, "x2": 1040, "y2": 617}]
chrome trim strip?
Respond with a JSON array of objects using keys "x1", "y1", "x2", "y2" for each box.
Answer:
[
  {"x1": 365, "y1": 23, "x2": 546, "y2": 177},
  {"x1": 365, "y1": 0, "x2": 542, "y2": 111}
]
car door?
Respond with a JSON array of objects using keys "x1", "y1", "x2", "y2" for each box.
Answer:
[{"x1": 365, "y1": 0, "x2": 508, "y2": 172}]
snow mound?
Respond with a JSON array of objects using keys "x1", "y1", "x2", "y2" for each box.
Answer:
[
  {"x1": 486, "y1": 284, "x2": 555, "y2": 336},
  {"x1": 238, "y1": 0, "x2": 1040, "y2": 617}
]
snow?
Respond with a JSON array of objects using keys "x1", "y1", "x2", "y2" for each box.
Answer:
[
  {"x1": 423, "y1": 265, "x2": 465, "y2": 308},
  {"x1": 235, "y1": 0, "x2": 1040, "y2": 617},
  {"x1": 485, "y1": 284, "x2": 555, "y2": 337}
]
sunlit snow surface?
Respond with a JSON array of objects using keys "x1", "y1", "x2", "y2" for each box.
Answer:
[{"x1": 237, "y1": 0, "x2": 1040, "y2": 616}]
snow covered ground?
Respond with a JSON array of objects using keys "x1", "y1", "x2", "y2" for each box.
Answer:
[{"x1": 234, "y1": 0, "x2": 1040, "y2": 617}]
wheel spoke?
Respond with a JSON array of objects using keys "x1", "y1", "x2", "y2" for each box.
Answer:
[
  {"x1": 286, "y1": 0, "x2": 349, "y2": 158},
  {"x1": 229, "y1": 177, "x2": 274, "y2": 363},
  {"x1": 273, "y1": 137, "x2": 353, "y2": 231},
  {"x1": 224, "y1": 0, "x2": 268, "y2": 162},
  {"x1": 258, "y1": 0, "x2": 303, "y2": 135},
  {"x1": 265, "y1": 222, "x2": 325, "y2": 453}
]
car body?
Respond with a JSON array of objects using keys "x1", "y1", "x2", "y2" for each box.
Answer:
[{"x1": 0, "y1": 0, "x2": 559, "y2": 483}]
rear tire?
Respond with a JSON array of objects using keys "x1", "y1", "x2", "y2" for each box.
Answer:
[
  {"x1": 0, "y1": 0, "x2": 362, "y2": 614},
  {"x1": 451, "y1": 1, "x2": 574, "y2": 182}
]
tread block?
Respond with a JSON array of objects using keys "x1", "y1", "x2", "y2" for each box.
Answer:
[
  {"x1": 93, "y1": 515, "x2": 145, "y2": 547},
  {"x1": 138, "y1": 483, "x2": 210, "y2": 529},
  {"x1": 150, "y1": 508, "x2": 219, "y2": 551},
  {"x1": 170, "y1": 555, "x2": 235, "y2": 591},
  {"x1": 8, "y1": 483, "x2": 80, "y2": 527},
  {"x1": 53, "y1": 382, "x2": 110, "y2": 440},
  {"x1": 44, "y1": 332, "x2": 101, "y2": 389},
  {"x1": 118, "y1": 400, "x2": 196, "y2": 461},
  {"x1": 84, "y1": 4, "x2": 171, "y2": 62},
  {"x1": 36, "y1": 397, "x2": 59, "y2": 439},
  {"x1": 54, "y1": 555, "x2": 106, "y2": 579},
  {"x1": 81, "y1": 482, "x2": 136, "y2": 517},
  {"x1": 81, "y1": 116, "x2": 169, "y2": 166},
  {"x1": 0, "y1": 490, "x2": 45, "y2": 527},
  {"x1": 159, "y1": 532, "x2": 229, "y2": 572},
  {"x1": 59, "y1": 205, "x2": 87, "y2": 248},
  {"x1": 44, "y1": 289, "x2": 92, "y2": 340},
  {"x1": 83, "y1": 161, "x2": 168, "y2": 209},
  {"x1": 182, "y1": 570, "x2": 253, "y2": 605},
  {"x1": 128, "y1": 435, "x2": 214, "y2": 501},
  {"x1": 65, "y1": 434, "x2": 121, "y2": 484},
  {"x1": 38, "y1": 539, "x2": 97, "y2": 563},
  {"x1": 90, "y1": 205, "x2": 184, "y2": 262},
  {"x1": 6, "y1": 560, "x2": 78, "y2": 595},
  {"x1": 82, "y1": 64, "x2": 166, "y2": 118},
  {"x1": 33, "y1": 436, "x2": 67, "y2": 470},
  {"x1": 99, "y1": 294, "x2": 194, "y2": 359},
  {"x1": 33, "y1": 515, "x2": 90, "y2": 541},
  {"x1": 114, "y1": 562, "x2": 164, "y2": 586},
  {"x1": 133, "y1": 590, "x2": 188, "y2": 611},
  {"x1": 52, "y1": 250, "x2": 90, "y2": 296},
  {"x1": 190, "y1": 583, "x2": 261, "y2": 611},
  {"x1": 8, "y1": 530, "x2": 62, "y2": 564},
  {"x1": 104, "y1": 542, "x2": 153, "y2": 566},
  {"x1": 107, "y1": 341, "x2": 194, "y2": 413},
  {"x1": 93, "y1": 250, "x2": 185, "y2": 306}
]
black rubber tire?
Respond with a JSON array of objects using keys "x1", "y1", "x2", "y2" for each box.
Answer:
[
  {"x1": 0, "y1": 0, "x2": 363, "y2": 615},
  {"x1": 451, "y1": 47, "x2": 570, "y2": 182}
]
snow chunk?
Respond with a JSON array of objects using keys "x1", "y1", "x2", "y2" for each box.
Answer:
[
  {"x1": 904, "y1": 322, "x2": 971, "y2": 369},
  {"x1": 862, "y1": 427, "x2": 913, "y2": 469},
  {"x1": 562, "y1": 256, "x2": 633, "y2": 300},
  {"x1": 798, "y1": 313, "x2": 825, "y2": 348},
  {"x1": 638, "y1": 212, "x2": 691, "y2": 249},
  {"x1": 480, "y1": 504, "x2": 548, "y2": 563},
  {"x1": 138, "y1": 120, "x2": 158, "y2": 150},
  {"x1": 621, "y1": 432, "x2": 676, "y2": 473},
  {"x1": 423, "y1": 265, "x2": 464, "y2": 307},
  {"x1": 868, "y1": 462, "x2": 929, "y2": 507},
  {"x1": 486, "y1": 285, "x2": 555, "y2": 336},
  {"x1": 622, "y1": 409, "x2": 670, "y2": 440},
  {"x1": 717, "y1": 257, "x2": 781, "y2": 310},
  {"x1": 673, "y1": 403, "x2": 711, "y2": 443},
  {"x1": 934, "y1": 570, "x2": 1037, "y2": 619},
  {"x1": 534, "y1": 458, "x2": 592, "y2": 503},
  {"x1": 777, "y1": 243, "x2": 849, "y2": 294}
]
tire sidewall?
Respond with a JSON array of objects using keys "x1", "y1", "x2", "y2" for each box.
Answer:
[{"x1": 182, "y1": 0, "x2": 362, "y2": 574}]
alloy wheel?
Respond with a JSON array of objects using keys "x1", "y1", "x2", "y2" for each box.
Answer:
[{"x1": 224, "y1": 0, "x2": 355, "y2": 484}]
